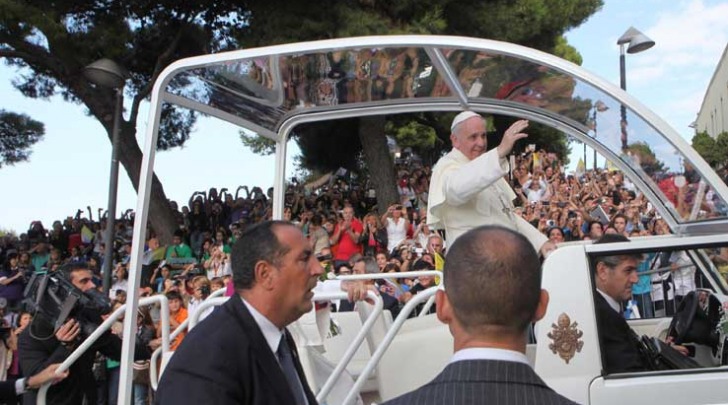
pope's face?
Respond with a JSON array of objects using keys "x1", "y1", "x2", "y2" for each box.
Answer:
[{"x1": 451, "y1": 116, "x2": 487, "y2": 161}]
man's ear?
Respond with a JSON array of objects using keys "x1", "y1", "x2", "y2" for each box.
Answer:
[
  {"x1": 449, "y1": 132, "x2": 457, "y2": 143},
  {"x1": 254, "y1": 260, "x2": 275, "y2": 290},
  {"x1": 532, "y1": 289, "x2": 550, "y2": 323},
  {"x1": 435, "y1": 290, "x2": 453, "y2": 325},
  {"x1": 595, "y1": 262, "x2": 608, "y2": 284}
]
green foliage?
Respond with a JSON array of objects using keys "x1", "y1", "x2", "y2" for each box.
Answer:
[
  {"x1": 0, "y1": 0, "x2": 251, "y2": 150},
  {"x1": 240, "y1": 132, "x2": 277, "y2": 155},
  {"x1": 693, "y1": 131, "x2": 728, "y2": 169},
  {"x1": 0, "y1": 109, "x2": 44, "y2": 168},
  {"x1": 387, "y1": 120, "x2": 438, "y2": 150},
  {"x1": 625, "y1": 141, "x2": 666, "y2": 177},
  {"x1": 553, "y1": 35, "x2": 583, "y2": 65},
  {"x1": 0, "y1": 227, "x2": 17, "y2": 238}
]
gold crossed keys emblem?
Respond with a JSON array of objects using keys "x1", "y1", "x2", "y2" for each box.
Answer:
[{"x1": 547, "y1": 313, "x2": 584, "y2": 364}]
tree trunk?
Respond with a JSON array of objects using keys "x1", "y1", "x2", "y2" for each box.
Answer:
[
  {"x1": 116, "y1": 123, "x2": 178, "y2": 245},
  {"x1": 358, "y1": 116, "x2": 399, "y2": 215}
]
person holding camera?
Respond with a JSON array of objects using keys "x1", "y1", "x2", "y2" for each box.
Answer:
[
  {"x1": 330, "y1": 205, "x2": 363, "y2": 267},
  {"x1": 18, "y1": 263, "x2": 148, "y2": 405},
  {"x1": 187, "y1": 276, "x2": 213, "y2": 322},
  {"x1": 381, "y1": 204, "x2": 410, "y2": 255}
]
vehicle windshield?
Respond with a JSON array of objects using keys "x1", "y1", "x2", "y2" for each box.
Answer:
[{"x1": 160, "y1": 38, "x2": 728, "y2": 231}]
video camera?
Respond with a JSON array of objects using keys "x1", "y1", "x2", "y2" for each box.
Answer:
[{"x1": 22, "y1": 271, "x2": 112, "y2": 339}]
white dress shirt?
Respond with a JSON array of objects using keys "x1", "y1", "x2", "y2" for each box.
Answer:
[
  {"x1": 450, "y1": 347, "x2": 530, "y2": 366},
  {"x1": 242, "y1": 297, "x2": 283, "y2": 356},
  {"x1": 597, "y1": 289, "x2": 621, "y2": 313}
]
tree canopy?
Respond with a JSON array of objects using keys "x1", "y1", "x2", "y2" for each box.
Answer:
[
  {"x1": 692, "y1": 131, "x2": 728, "y2": 170},
  {"x1": 2, "y1": 0, "x2": 603, "y2": 230},
  {"x1": 0, "y1": 109, "x2": 44, "y2": 168}
]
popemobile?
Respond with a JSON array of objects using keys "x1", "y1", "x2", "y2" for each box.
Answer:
[{"x1": 38, "y1": 35, "x2": 728, "y2": 405}]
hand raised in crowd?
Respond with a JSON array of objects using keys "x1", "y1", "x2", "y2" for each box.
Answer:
[{"x1": 497, "y1": 119, "x2": 529, "y2": 158}]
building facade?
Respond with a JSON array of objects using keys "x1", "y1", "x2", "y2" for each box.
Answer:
[{"x1": 696, "y1": 44, "x2": 728, "y2": 138}]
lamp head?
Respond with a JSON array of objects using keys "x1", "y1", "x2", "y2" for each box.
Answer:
[
  {"x1": 83, "y1": 59, "x2": 128, "y2": 89},
  {"x1": 617, "y1": 26, "x2": 655, "y2": 54}
]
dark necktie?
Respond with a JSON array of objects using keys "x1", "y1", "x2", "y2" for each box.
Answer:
[{"x1": 277, "y1": 335, "x2": 308, "y2": 405}]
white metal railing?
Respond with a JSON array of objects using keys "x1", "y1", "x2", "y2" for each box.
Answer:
[
  {"x1": 343, "y1": 285, "x2": 439, "y2": 405},
  {"x1": 315, "y1": 291, "x2": 382, "y2": 404},
  {"x1": 338, "y1": 270, "x2": 441, "y2": 317},
  {"x1": 336, "y1": 270, "x2": 441, "y2": 282},
  {"x1": 38, "y1": 295, "x2": 170, "y2": 405},
  {"x1": 149, "y1": 286, "x2": 227, "y2": 390},
  {"x1": 188, "y1": 297, "x2": 229, "y2": 329}
]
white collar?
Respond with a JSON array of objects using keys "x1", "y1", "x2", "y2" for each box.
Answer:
[
  {"x1": 450, "y1": 347, "x2": 530, "y2": 366},
  {"x1": 241, "y1": 297, "x2": 283, "y2": 356},
  {"x1": 597, "y1": 289, "x2": 621, "y2": 314}
]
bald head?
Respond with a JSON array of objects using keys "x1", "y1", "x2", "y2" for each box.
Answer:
[{"x1": 444, "y1": 225, "x2": 542, "y2": 334}]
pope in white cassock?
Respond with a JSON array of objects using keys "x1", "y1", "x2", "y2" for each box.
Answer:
[{"x1": 427, "y1": 111, "x2": 555, "y2": 256}]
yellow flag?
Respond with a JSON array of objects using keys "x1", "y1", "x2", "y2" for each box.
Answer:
[
  {"x1": 81, "y1": 225, "x2": 95, "y2": 244},
  {"x1": 434, "y1": 251, "x2": 445, "y2": 285}
]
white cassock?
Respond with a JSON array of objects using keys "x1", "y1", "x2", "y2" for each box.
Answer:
[{"x1": 427, "y1": 147, "x2": 547, "y2": 251}]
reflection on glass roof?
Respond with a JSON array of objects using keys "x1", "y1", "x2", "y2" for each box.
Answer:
[{"x1": 163, "y1": 42, "x2": 728, "y2": 225}]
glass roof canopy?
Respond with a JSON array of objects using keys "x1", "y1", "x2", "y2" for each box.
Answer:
[{"x1": 147, "y1": 35, "x2": 728, "y2": 234}]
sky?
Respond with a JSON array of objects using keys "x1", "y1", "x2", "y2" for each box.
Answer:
[{"x1": 1, "y1": 0, "x2": 728, "y2": 234}]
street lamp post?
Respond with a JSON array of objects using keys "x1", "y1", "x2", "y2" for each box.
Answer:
[
  {"x1": 591, "y1": 100, "x2": 609, "y2": 170},
  {"x1": 83, "y1": 59, "x2": 129, "y2": 294},
  {"x1": 617, "y1": 27, "x2": 655, "y2": 150}
]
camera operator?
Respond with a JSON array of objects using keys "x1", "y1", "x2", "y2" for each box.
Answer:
[{"x1": 18, "y1": 263, "x2": 148, "y2": 405}]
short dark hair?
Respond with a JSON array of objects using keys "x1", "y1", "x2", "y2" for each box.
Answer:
[
  {"x1": 59, "y1": 262, "x2": 91, "y2": 281},
  {"x1": 444, "y1": 225, "x2": 541, "y2": 334},
  {"x1": 311, "y1": 215, "x2": 323, "y2": 227},
  {"x1": 592, "y1": 234, "x2": 641, "y2": 269},
  {"x1": 165, "y1": 290, "x2": 183, "y2": 303},
  {"x1": 231, "y1": 221, "x2": 295, "y2": 290}
]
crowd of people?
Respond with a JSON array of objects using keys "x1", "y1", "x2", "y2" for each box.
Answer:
[{"x1": 1, "y1": 122, "x2": 727, "y2": 403}]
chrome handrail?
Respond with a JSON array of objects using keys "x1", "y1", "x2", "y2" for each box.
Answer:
[
  {"x1": 316, "y1": 291, "x2": 382, "y2": 404},
  {"x1": 342, "y1": 286, "x2": 439, "y2": 405},
  {"x1": 149, "y1": 286, "x2": 227, "y2": 390},
  {"x1": 37, "y1": 295, "x2": 170, "y2": 405}
]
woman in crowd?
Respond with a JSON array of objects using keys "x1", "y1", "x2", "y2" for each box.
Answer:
[
  {"x1": 0, "y1": 254, "x2": 25, "y2": 309},
  {"x1": 361, "y1": 213, "x2": 387, "y2": 257},
  {"x1": 382, "y1": 204, "x2": 409, "y2": 255}
]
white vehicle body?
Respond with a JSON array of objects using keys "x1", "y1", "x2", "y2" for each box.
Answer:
[{"x1": 88, "y1": 35, "x2": 728, "y2": 404}]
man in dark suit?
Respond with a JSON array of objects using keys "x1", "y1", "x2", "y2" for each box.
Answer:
[
  {"x1": 156, "y1": 220, "x2": 367, "y2": 404},
  {"x1": 592, "y1": 234, "x2": 650, "y2": 373},
  {"x1": 384, "y1": 225, "x2": 576, "y2": 405}
]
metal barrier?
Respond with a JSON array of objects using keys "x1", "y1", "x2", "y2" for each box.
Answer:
[
  {"x1": 188, "y1": 297, "x2": 229, "y2": 329},
  {"x1": 149, "y1": 286, "x2": 227, "y2": 391},
  {"x1": 37, "y1": 295, "x2": 170, "y2": 405},
  {"x1": 315, "y1": 291, "x2": 382, "y2": 404},
  {"x1": 336, "y1": 270, "x2": 441, "y2": 282},
  {"x1": 343, "y1": 285, "x2": 439, "y2": 405},
  {"x1": 337, "y1": 270, "x2": 441, "y2": 318}
]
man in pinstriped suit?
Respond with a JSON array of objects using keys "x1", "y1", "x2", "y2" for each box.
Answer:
[{"x1": 383, "y1": 225, "x2": 578, "y2": 405}]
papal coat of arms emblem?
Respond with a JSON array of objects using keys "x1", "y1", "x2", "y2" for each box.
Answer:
[{"x1": 547, "y1": 313, "x2": 584, "y2": 364}]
